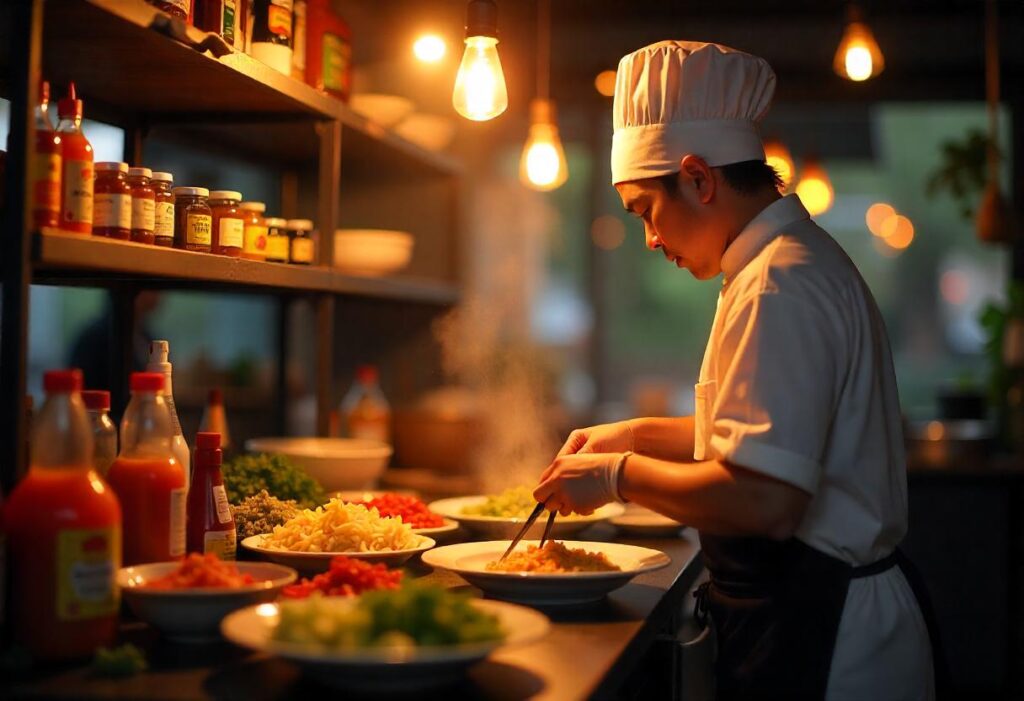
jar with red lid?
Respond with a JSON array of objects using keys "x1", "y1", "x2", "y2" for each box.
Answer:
[
  {"x1": 94, "y1": 162, "x2": 132, "y2": 240},
  {"x1": 209, "y1": 190, "x2": 244, "y2": 257},
  {"x1": 127, "y1": 167, "x2": 156, "y2": 245},
  {"x1": 173, "y1": 187, "x2": 212, "y2": 253},
  {"x1": 151, "y1": 172, "x2": 175, "y2": 247}
]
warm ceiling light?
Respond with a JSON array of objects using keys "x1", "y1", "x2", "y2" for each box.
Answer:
[
  {"x1": 594, "y1": 70, "x2": 617, "y2": 97},
  {"x1": 865, "y1": 202, "x2": 896, "y2": 236},
  {"x1": 795, "y1": 159, "x2": 834, "y2": 216},
  {"x1": 763, "y1": 140, "x2": 795, "y2": 189},
  {"x1": 834, "y1": 5, "x2": 885, "y2": 81},
  {"x1": 414, "y1": 34, "x2": 447, "y2": 63},
  {"x1": 521, "y1": 99, "x2": 568, "y2": 190},
  {"x1": 881, "y1": 214, "x2": 914, "y2": 249},
  {"x1": 452, "y1": 0, "x2": 508, "y2": 121}
]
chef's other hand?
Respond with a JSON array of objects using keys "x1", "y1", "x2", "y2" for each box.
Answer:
[
  {"x1": 534, "y1": 452, "x2": 629, "y2": 516},
  {"x1": 557, "y1": 421, "x2": 634, "y2": 457}
]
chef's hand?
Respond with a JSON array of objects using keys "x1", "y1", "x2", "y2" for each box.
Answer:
[
  {"x1": 533, "y1": 452, "x2": 629, "y2": 516},
  {"x1": 557, "y1": 421, "x2": 634, "y2": 457}
]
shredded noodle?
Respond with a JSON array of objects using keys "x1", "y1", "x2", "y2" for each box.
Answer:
[
  {"x1": 262, "y1": 499, "x2": 419, "y2": 553},
  {"x1": 487, "y1": 541, "x2": 621, "y2": 573}
]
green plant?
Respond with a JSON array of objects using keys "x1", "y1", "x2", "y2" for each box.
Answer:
[{"x1": 925, "y1": 128, "x2": 998, "y2": 221}]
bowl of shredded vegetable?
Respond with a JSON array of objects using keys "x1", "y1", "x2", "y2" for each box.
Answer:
[{"x1": 118, "y1": 554, "x2": 297, "y2": 642}]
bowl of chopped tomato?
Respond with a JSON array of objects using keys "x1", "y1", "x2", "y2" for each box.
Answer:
[
  {"x1": 118, "y1": 553, "x2": 297, "y2": 642},
  {"x1": 281, "y1": 555, "x2": 404, "y2": 599}
]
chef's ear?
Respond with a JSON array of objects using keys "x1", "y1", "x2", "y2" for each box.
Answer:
[{"x1": 679, "y1": 155, "x2": 715, "y2": 204}]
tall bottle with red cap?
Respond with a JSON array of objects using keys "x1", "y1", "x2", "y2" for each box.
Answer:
[
  {"x1": 3, "y1": 369, "x2": 121, "y2": 660},
  {"x1": 106, "y1": 372, "x2": 187, "y2": 566},
  {"x1": 82, "y1": 390, "x2": 117, "y2": 476},
  {"x1": 340, "y1": 364, "x2": 391, "y2": 443},
  {"x1": 31, "y1": 80, "x2": 62, "y2": 228},
  {"x1": 56, "y1": 82, "x2": 93, "y2": 234},
  {"x1": 187, "y1": 432, "x2": 237, "y2": 559}
]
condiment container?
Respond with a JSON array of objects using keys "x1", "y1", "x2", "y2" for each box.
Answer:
[
  {"x1": 199, "y1": 388, "x2": 232, "y2": 451},
  {"x1": 250, "y1": 0, "x2": 293, "y2": 75},
  {"x1": 240, "y1": 201, "x2": 268, "y2": 261},
  {"x1": 82, "y1": 390, "x2": 117, "y2": 476},
  {"x1": 93, "y1": 162, "x2": 132, "y2": 239},
  {"x1": 186, "y1": 432, "x2": 236, "y2": 559},
  {"x1": 151, "y1": 172, "x2": 176, "y2": 247},
  {"x1": 147, "y1": 340, "x2": 191, "y2": 491},
  {"x1": 56, "y1": 83, "x2": 93, "y2": 234},
  {"x1": 32, "y1": 80, "x2": 61, "y2": 228},
  {"x1": 305, "y1": 0, "x2": 351, "y2": 100},
  {"x1": 209, "y1": 190, "x2": 244, "y2": 257},
  {"x1": 127, "y1": 167, "x2": 156, "y2": 244},
  {"x1": 264, "y1": 217, "x2": 290, "y2": 262},
  {"x1": 287, "y1": 218, "x2": 315, "y2": 264},
  {"x1": 173, "y1": 186, "x2": 213, "y2": 252},
  {"x1": 341, "y1": 364, "x2": 391, "y2": 443},
  {"x1": 195, "y1": 0, "x2": 240, "y2": 46}
]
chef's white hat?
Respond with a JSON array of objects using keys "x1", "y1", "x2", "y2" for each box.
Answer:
[{"x1": 611, "y1": 41, "x2": 776, "y2": 185}]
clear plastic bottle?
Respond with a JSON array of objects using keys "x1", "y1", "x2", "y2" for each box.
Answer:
[
  {"x1": 186, "y1": 432, "x2": 236, "y2": 559},
  {"x1": 82, "y1": 390, "x2": 117, "y2": 476},
  {"x1": 147, "y1": 340, "x2": 191, "y2": 491},
  {"x1": 3, "y1": 369, "x2": 121, "y2": 660},
  {"x1": 340, "y1": 364, "x2": 391, "y2": 443},
  {"x1": 106, "y1": 372, "x2": 187, "y2": 566},
  {"x1": 199, "y1": 388, "x2": 232, "y2": 453}
]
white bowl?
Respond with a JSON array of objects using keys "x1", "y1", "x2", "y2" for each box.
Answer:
[
  {"x1": 241, "y1": 534, "x2": 436, "y2": 576},
  {"x1": 394, "y1": 113, "x2": 457, "y2": 152},
  {"x1": 333, "y1": 229, "x2": 413, "y2": 276},
  {"x1": 118, "y1": 561, "x2": 297, "y2": 642},
  {"x1": 245, "y1": 437, "x2": 392, "y2": 491},
  {"x1": 349, "y1": 94, "x2": 415, "y2": 128},
  {"x1": 428, "y1": 496, "x2": 625, "y2": 540}
]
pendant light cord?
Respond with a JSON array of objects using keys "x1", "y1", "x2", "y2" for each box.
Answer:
[{"x1": 537, "y1": 0, "x2": 550, "y2": 100}]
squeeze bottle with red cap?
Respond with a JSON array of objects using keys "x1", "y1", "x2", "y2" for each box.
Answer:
[
  {"x1": 56, "y1": 82, "x2": 93, "y2": 234},
  {"x1": 31, "y1": 80, "x2": 62, "y2": 228},
  {"x1": 3, "y1": 369, "x2": 121, "y2": 660},
  {"x1": 186, "y1": 432, "x2": 236, "y2": 559},
  {"x1": 82, "y1": 390, "x2": 117, "y2": 476},
  {"x1": 106, "y1": 372, "x2": 187, "y2": 566}
]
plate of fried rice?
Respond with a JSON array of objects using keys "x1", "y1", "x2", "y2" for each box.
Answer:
[{"x1": 421, "y1": 540, "x2": 670, "y2": 605}]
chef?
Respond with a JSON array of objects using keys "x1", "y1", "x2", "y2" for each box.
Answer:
[{"x1": 534, "y1": 41, "x2": 944, "y2": 700}]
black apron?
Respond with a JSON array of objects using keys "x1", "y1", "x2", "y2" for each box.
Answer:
[{"x1": 693, "y1": 534, "x2": 950, "y2": 701}]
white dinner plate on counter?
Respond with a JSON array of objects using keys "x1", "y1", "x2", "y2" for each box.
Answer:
[
  {"x1": 428, "y1": 497, "x2": 624, "y2": 540},
  {"x1": 241, "y1": 534, "x2": 435, "y2": 575},
  {"x1": 611, "y1": 505, "x2": 685, "y2": 537}
]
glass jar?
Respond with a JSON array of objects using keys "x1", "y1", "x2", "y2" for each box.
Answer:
[
  {"x1": 287, "y1": 218, "x2": 315, "y2": 265},
  {"x1": 127, "y1": 167, "x2": 155, "y2": 245},
  {"x1": 173, "y1": 187, "x2": 212, "y2": 253},
  {"x1": 239, "y1": 201, "x2": 268, "y2": 261},
  {"x1": 264, "y1": 217, "x2": 289, "y2": 263},
  {"x1": 93, "y1": 162, "x2": 132, "y2": 239},
  {"x1": 209, "y1": 190, "x2": 244, "y2": 257},
  {"x1": 151, "y1": 172, "x2": 175, "y2": 247}
]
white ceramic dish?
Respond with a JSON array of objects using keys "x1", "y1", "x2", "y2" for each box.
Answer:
[
  {"x1": 421, "y1": 540, "x2": 671, "y2": 606},
  {"x1": 349, "y1": 94, "x2": 415, "y2": 128},
  {"x1": 245, "y1": 437, "x2": 392, "y2": 491},
  {"x1": 611, "y1": 505, "x2": 685, "y2": 537},
  {"x1": 333, "y1": 229, "x2": 414, "y2": 276},
  {"x1": 118, "y1": 561, "x2": 297, "y2": 643},
  {"x1": 241, "y1": 534, "x2": 435, "y2": 575},
  {"x1": 428, "y1": 496, "x2": 624, "y2": 540},
  {"x1": 221, "y1": 598, "x2": 549, "y2": 691},
  {"x1": 328, "y1": 491, "x2": 457, "y2": 539},
  {"x1": 394, "y1": 113, "x2": 457, "y2": 152}
]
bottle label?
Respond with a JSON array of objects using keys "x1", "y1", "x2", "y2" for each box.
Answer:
[
  {"x1": 244, "y1": 224, "x2": 268, "y2": 255},
  {"x1": 268, "y1": 0, "x2": 293, "y2": 40},
  {"x1": 56, "y1": 527, "x2": 120, "y2": 621},
  {"x1": 169, "y1": 487, "x2": 187, "y2": 557},
  {"x1": 222, "y1": 0, "x2": 237, "y2": 44},
  {"x1": 186, "y1": 213, "x2": 212, "y2": 246},
  {"x1": 219, "y1": 218, "x2": 244, "y2": 249},
  {"x1": 266, "y1": 235, "x2": 289, "y2": 261},
  {"x1": 132, "y1": 197, "x2": 155, "y2": 232},
  {"x1": 62, "y1": 159, "x2": 94, "y2": 227},
  {"x1": 204, "y1": 530, "x2": 237, "y2": 561},
  {"x1": 32, "y1": 151, "x2": 61, "y2": 217},
  {"x1": 94, "y1": 193, "x2": 132, "y2": 230},
  {"x1": 290, "y1": 236, "x2": 314, "y2": 263},
  {"x1": 212, "y1": 484, "x2": 233, "y2": 524},
  {"x1": 155, "y1": 201, "x2": 175, "y2": 237},
  {"x1": 322, "y1": 33, "x2": 351, "y2": 93}
]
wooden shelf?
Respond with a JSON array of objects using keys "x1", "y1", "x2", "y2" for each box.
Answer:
[{"x1": 32, "y1": 230, "x2": 461, "y2": 305}]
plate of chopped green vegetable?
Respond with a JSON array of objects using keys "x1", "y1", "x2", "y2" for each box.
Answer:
[
  {"x1": 221, "y1": 584, "x2": 549, "y2": 690},
  {"x1": 223, "y1": 453, "x2": 327, "y2": 509}
]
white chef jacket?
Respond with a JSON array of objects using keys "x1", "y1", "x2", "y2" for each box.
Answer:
[{"x1": 693, "y1": 194, "x2": 934, "y2": 700}]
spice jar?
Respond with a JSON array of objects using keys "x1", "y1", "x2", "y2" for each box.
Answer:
[
  {"x1": 173, "y1": 187, "x2": 212, "y2": 253},
  {"x1": 264, "y1": 217, "x2": 290, "y2": 263},
  {"x1": 152, "y1": 172, "x2": 175, "y2": 247},
  {"x1": 239, "y1": 201, "x2": 268, "y2": 261},
  {"x1": 127, "y1": 167, "x2": 156, "y2": 245},
  {"x1": 287, "y1": 219, "x2": 315, "y2": 265},
  {"x1": 209, "y1": 190, "x2": 244, "y2": 257},
  {"x1": 250, "y1": 0, "x2": 293, "y2": 75},
  {"x1": 94, "y1": 162, "x2": 132, "y2": 240}
]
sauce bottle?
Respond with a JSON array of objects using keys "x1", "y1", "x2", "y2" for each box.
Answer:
[
  {"x1": 82, "y1": 390, "x2": 118, "y2": 476},
  {"x1": 199, "y1": 388, "x2": 232, "y2": 452},
  {"x1": 186, "y1": 432, "x2": 236, "y2": 559},
  {"x1": 93, "y1": 162, "x2": 132, "y2": 240},
  {"x1": 106, "y1": 372, "x2": 187, "y2": 566},
  {"x1": 3, "y1": 369, "x2": 121, "y2": 660},
  {"x1": 340, "y1": 364, "x2": 391, "y2": 443},
  {"x1": 173, "y1": 187, "x2": 213, "y2": 252},
  {"x1": 209, "y1": 190, "x2": 244, "y2": 257},
  {"x1": 32, "y1": 80, "x2": 61, "y2": 228},
  {"x1": 147, "y1": 340, "x2": 191, "y2": 491},
  {"x1": 56, "y1": 83, "x2": 93, "y2": 234},
  {"x1": 151, "y1": 172, "x2": 176, "y2": 247},
  {"x1": 239, "y1": 201, "x2": 268, "y2": 261},
  {"x1": 128, "y1": 167, "x2": 156, "y2": 244}
]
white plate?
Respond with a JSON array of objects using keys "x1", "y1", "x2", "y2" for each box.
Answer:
[
  {"x1": 221, "y1": 598, "x2": 549, "y2": 691},
  {"x1": 421, "y1": 540, "x2": 671, "y2": 606},
  {"x1": 428, "y1": 496, "x2": 625, "y2": 540},
  {"x1": 413, "y1": 518, "x2": 461, "y2": 540},
  {"x1": 328, "y1": 491, "x2": 456, "y2": 538},
  {"x1": 611, "y1": 506, "x2": 685, "y2": 537},
  {"x1": 118, "y1": 561, "x2": 297, "y2": 643},
  {"x1": 241, "y1": 534, "x2": 435, "y2": 575}
]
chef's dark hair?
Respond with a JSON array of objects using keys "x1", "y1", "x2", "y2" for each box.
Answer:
[{"x1": 656, "y1": 160, "x2": 784, "y2": 196}]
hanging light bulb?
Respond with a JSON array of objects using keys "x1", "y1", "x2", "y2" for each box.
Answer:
[
  {"x1": 834, "y1": 4, "x2": 885, "y2": 81},
  {"x1": 520, "y1": 98, "x2": 568, "y2": 190},
  {"x1": 763, "y1": 140, "x2": 796, "y2": 190},
  {"x1": 795, "y1": 159, "x2": 834, "y2": 216},
  {"x1": 452, "y1": 0, "x2": 508, "y2": 121},
  {"x1": 413, "y1": 34, "x2": 447, "y2": 63}
]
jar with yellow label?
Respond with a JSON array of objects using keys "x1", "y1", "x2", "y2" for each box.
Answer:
[
  {"x1": 173, "y1": 187, "x2": 213, "y2": 253},
  {"x1": 264, "y1": 217, "x2": 290, "y2": 263},
  {"x1": 287, "y1": 218, "x2": 316, "y2": 265},
  {"x1": 239, "y1": 201, "x2": 268, "y2": 261}
]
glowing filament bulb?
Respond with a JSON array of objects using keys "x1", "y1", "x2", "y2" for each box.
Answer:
[
  {"x1": 833, "y1": 11, "x2": 885, "y2": 82},
  {"x1": 452, "y1": 36, "x2": 508, "y2": 121},
  {"x1": 520, "y1": 99, "x2": 568, "y2": 190}
]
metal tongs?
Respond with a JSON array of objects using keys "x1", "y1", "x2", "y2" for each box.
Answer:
[{"x1": 499, "y1": 500, "x2": 558, "y2": 561}]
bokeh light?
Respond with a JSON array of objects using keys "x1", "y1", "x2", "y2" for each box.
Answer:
[
  {"x1": 591, "y1": 215, "x2": 626, "y2": 251},
  {"x1": 413, "y1": 34, "x2": 447, "y2": 63},
  {"x1": 594, "y1": 70, "x2": 617, "y2": 97},
  {"x1": 865, "y1": 202, "x2": 896, "y2": 237}
]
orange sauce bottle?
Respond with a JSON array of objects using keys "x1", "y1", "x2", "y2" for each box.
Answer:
[
  {"x1": 32, "y1": 80, "x2": 62, "y2": 228},
  {"x1": 56, "y1": 82, "x2": 93, "y2": 234},
  {"x1": 106, "y1": 372, "x2": 187, "y2": 566},
  {"x1": 3, "y1": 369, "x2": 122, "y2": 660}
]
